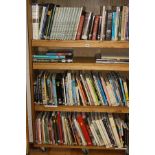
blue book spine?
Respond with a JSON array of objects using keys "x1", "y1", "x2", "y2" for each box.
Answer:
[
  {"x1": 112, "y1": 12, "x2": 116, "y2": 40},
  {"x1": 96, "y1": 75, "x2": 108, "y2": 105},
  {"x1": 46, "y1": 53, "x2": 58, "y2": 56},
  {"x1": 52, "y1": 75, "x2": 57, "y2": 106},
  {"x1": 72, "y1": 78, "x2": 77, "y2": 105},
  {"x1": 119, "y1": 78, "x2": 126, "y2": 106},
  {"x1": 33, "y1": 55, "x2": 65, "y2": 59}
]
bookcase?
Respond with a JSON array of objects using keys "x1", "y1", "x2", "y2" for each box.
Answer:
[{"x1": 27, "y1": 0, "x2": 129, "y2": 155}]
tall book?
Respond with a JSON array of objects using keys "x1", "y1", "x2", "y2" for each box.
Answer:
[
  {"x1": 81, "y1": 12, "x2": 92, "y2": 40},
  {"x1": 76, "y1": 15, "x2": 85, "y2": 40},
  {"x1": 100, "y1": 6, "x2": 107, "y2": 40},
  {"x1": 108, "y1": 113, "x2": 122, "y2": 148},
  {"x1": 105, "y1": 6, "x2": 112, "y2": 40},
  {"x1": 92, "y1": 16, "x2": 100, "y2": 40},
  {"x1": 32, "y1": 4, "x2": 39, "y2": 39},
  {"x1": 77, "y1": 114, "x2": 92, "y2": 146}
]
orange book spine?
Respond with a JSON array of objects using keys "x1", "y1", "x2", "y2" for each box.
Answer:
[
  {"x1": 92, "y1": 16, "x2": 100, "y2": 40},
  {"x1": 76, "y1": 15, "x2": 85, "y2": 40}
]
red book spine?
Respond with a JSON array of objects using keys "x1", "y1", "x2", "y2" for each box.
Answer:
[
  {"x1": 76, "y1": 15, "x2": 85, "y2": 40},
  {"x1": 92, "y1": 16, "x2": 100, "y2": 40},
  {"x1": 57, "y1": 112, "x2": 63, "y2": 144},
  {"x1": 77, "y1": 115, "x2": 92, "y2": 146}
]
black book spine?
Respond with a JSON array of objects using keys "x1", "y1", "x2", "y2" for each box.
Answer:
[
  {"x1": 105, "y1": 10, "x2": 112, "y2": 40},
  {"x1": 56, "y1": 74, "x2": 63, "y2": 105},
  {"x1": 97, "y1": 16, "x2": 102, "y2": 40}
]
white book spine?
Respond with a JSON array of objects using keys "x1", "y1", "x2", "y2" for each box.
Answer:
[
  {"x1": 73, "y1": 118, "x2": 87, "y2": 146},
  {"x1": 87, "y1": 118, "x2": 100, "y2": 146},
  {"x1": 67, "y1": 72, "x2": 73, "y2": 105},
  {"x1": 32, "y1": 4, "x2": 39, "y2": 39},
  {"x1": 100, "y1": 6, "x2": 106, "y2": 40},
  {"x1": 98, "y1": 115, "x2": 112, "y2": 148},
  {"x1": 61, "y1": 115, "x2": 67, "y2": 144},
  {"x1": 108, "y1": 114, "x2": 122, "y2": 148},
  {"x1": 115, "y1": 7, "x2": 120, "y2": 40},
  {"x1": 95, "y1": 118, "x2": 109, "y2": 147}
]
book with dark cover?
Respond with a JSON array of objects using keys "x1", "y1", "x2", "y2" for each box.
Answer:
[
  {"x1": 97, "y1": 16, "x2": 102, "y2": 40},
  {"x1": 88, "y1": 15, "x2": 95, "y2": 40},
  {"x1": 56, "y1": 73, "x2": 63, "y2": 105},
  {"x1": 92, "y1": 15, "x2": 99, "y2": 40},
  {"x1": 77, "y1": 114, "x2": 92, "y2": 146},
  {"x1": 44, "y1": 3, "x2": 55, "y2": 38},
  {"x1": 57, "y1": 112, "x2": 63, "y2": 144},
  {"x1": 44, "y1": 113, "x2": 50, "y2": 143},
  {"x1": 52, "y1": 113, "x2": 59, "y2": 144},
  {"x1": 105, "y1": 6, "x2": 112, "y2": 40},
  {"x1": 81, "y1": 12, "x2": 92, "y2": 40},
  {"x1": 118, "y1": 6, "x2": 123, "y2": 40}
]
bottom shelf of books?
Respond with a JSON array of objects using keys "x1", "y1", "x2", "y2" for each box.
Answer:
[{"x1": 34, "y1": 112, "x2": 129, "y2": 149}]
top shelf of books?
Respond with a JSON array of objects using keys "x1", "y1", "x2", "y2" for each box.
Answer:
[{"x1": 32, "y1": 40, "x2": 129, "y2": 48}]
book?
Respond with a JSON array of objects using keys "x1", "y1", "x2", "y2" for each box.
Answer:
[
  {"x1": 92, "y1": 16, "x2": 100, "y2": 40},
  {"x1": 76, "y1": 15, "x2": 85, "y2": 40},
  {"x1": 81, "y1": 12, "x2": 92, "y2": 40},
  {"x1": 77, "y1": 114, "x2": 92, "y2": 146},
  {"x1": 32, "y1": 4, "x2": 39, "y2": 39},
  {"x1": 105, "y1": 6, "x2": 112, "y2": 40}
]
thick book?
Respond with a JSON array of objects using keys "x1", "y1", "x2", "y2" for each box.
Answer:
[
  {"x1": 81, "y1": 12, "x2": 92, "y2": 40},
  {"x1": 105, "y1": 6, "x2": 112, "y2": 40},
  {"x1": 77, "y1": 114, "x2": 92, "y2": 146}
]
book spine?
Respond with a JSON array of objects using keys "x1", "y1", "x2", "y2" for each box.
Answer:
[
  {"x1": 77, "y1": 115, "x2": 92, "y2": 146},
  {"x1": 108, "y1": 114, "x2": 122, "y2": 148},
  {"x1": 32, "y1": 4, "x2": 39, "y2": 39},
  {"x1": 76, "y1": 15, "x2": 85, "y2": 40},
  {"x1": 105, "y1": 9, "x2": 113, "y2": 40},
  {"x1": 97, "y1": 16, "x2": 102, "y2": 40},
  {"x1": 112, "y1": 12, "x2": 116, "y2": 40},
  {"x1": 88, "y1": 15, "x2": 95, "y2": 40},
  {"x1": 81, "y1": 12, "x2": 92, "y2": 40},
  {"x1": 92, "y1": 16, "x2": 100, "y2": 40},
  {"x1": 100, "y1": 6, "x2": 106, "y2": 40}
]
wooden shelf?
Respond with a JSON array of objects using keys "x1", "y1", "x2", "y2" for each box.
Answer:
[
  {"x1": 32, "y1": 40, "x2": 129, "y2": 48},
  {"x1": 35, "y1": 105, "x2": 129, "y2": 113},
  {"x1": 33, "y1": 62, "x2": 128, "y2": 71},
  {"x1": 34, "y1": 144, "x2": 127, "y2": 150}
]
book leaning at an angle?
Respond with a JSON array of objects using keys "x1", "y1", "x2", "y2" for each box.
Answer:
[{"x1": 108, "y1": 113, "x2": 123, "y2": 148}]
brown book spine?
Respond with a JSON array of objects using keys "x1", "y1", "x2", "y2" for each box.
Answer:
[
  {"x1": 92, "y1": 16, "x2": 100, "y2": 40},
  {"x1": 76, "y1": 15, "x2": 85, "y2": 40}
]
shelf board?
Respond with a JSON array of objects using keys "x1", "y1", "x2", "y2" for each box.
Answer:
[
  {"x1": 33, "y1": 62, "x2": 128, "y2": 71},
  {"x1": 34, "y1": 144, "x2": 127, "y2": 150},
  {"x1": 35, "y1": 105, "x2": 129, "y2": 113},
  {"x1": 32, "y1": 40, "x2": 129, "y2": 48}
]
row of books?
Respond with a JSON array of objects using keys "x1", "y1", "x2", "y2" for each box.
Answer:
[
  {"x1": 33, "y1": 50, "x2": 73, "y2": 63},
  {"x1": 34, "y1": 71, "x2": 129, "y2": 106},
  {"x1": 32, "y1": 4, "x2": 129, "y2": 41},
  {"x1": 96, "y1": 54, "x2": 129, "y2": 64},
  {"x1": 35, "y1": 112, "x2": 129, "y2": 148}
]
